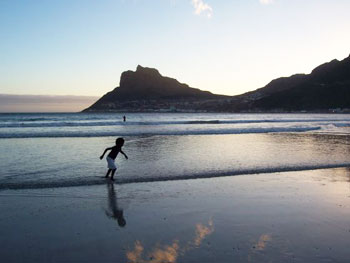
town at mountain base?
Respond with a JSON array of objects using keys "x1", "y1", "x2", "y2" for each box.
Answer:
[{"x1": 83, "y1": 55, "x2": 350, "y2": 113}]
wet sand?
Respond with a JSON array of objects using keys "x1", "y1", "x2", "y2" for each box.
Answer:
[{"x1": 1, "y1": 168, "x2": 350, "y2": 262}]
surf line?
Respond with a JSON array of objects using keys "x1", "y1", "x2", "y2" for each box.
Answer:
[
  {"x1": 2, "y1": 163, "x2": 349, "y2": 190},
  {"x1": 118, "y1": 163, "x2": 350, "y2": 185}
]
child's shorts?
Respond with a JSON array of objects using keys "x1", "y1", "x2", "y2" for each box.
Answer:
[{"x1": 106, "y1": 156, "x2": 117, "y2": 169}]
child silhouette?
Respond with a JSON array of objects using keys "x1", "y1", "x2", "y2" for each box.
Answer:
[{"x1": 100, "y1": 138, "x2": 128, "y2": 180}]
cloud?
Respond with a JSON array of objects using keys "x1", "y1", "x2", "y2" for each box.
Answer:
[
  {"x1": 259, "y1": 0, "x2": 274, "y2": 4},
  {"x1": 191, "y1": 0, "x2": 213, "y2": 18}
]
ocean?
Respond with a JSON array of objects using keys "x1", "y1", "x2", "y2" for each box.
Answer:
[{"x1": 1, "y1": 112, "x2": 350, "y2": 190}]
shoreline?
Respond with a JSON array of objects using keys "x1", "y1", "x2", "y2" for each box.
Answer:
[{"x1": 1, "y1": 164, "x2": 350, "y2": 191}]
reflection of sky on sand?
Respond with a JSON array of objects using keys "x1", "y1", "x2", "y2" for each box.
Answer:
[
  {"x1": 255, "y1": 234, "x2": 272, "y2": 251},
  {"x1": 126, "y1": 220, "x2": 214, "y2": 263},
  {"x1": 123, "y1": 167, "x2": 350, "y2": 263},
  {"x1": 247, "y1": 234, "x2": 273, "y2": 262},
  {"x1": 127, "y1": 240, "x2": 179, "y2": 263},
  {"x1": 194, "y1": 220, "x2": 214, "y2": 246},
  {"x1": 317, "y1": 167, "x2": 350, "y2": 183},
  {"x1": 307, "y1": 168, "x2": 350, "y2": 199}
]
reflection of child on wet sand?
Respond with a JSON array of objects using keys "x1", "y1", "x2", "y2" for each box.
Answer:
[
  {"x1": 105, "y1": 181, "x2": 126, "y2": 227},
  {"x1": 100, "y1": 138, "x2": 128, "y2": 180}
]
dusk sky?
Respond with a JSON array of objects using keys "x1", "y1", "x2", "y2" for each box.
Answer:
[{"x1": 1, "y1": 0, "x2": 350, "y2": 98}]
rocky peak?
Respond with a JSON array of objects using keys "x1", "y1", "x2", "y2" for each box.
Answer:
[
  {"x1": 136, "y1": 65, "x2": 160, "y2": 76},
  {"x1": 120, "y1": 65, "x2": 161, "y2": 88}
]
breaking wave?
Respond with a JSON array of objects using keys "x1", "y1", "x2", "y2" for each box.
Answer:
[
  {"x1": 1, "y1": 118, "x2": 350, "y2": 128},
  {"x1": 0, "y1": 126, "x2": 321, "y2": 138}
]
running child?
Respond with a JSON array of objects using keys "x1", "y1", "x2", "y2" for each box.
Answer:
[{"x1": 100, "y1": 138, "x2": 128, "y2": 180}]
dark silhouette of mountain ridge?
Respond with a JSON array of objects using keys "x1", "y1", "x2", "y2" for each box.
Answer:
[
  {"x1": 242, "y1": 54, "x2": 350, "y2": 111},
  {"x1": 83, "y1": 65, "x2": 228, "y2": 111},
  {"x1": 84, "y1": 54, "x2": 350, "y2": 112}
]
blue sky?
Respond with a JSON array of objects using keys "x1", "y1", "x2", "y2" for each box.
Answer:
[{"x1": 1, "y1": 0, "x2": 350, "y2": 97}]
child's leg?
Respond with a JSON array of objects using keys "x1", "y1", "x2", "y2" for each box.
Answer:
[
  {"x1": 105, "y1": 169, "x2": 112, "y2": 178},
  {"x1": 110, "y1": 169, "x2": 117, "y2": 180}
]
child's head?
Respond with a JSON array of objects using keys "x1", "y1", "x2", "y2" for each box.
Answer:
[{"x1": 115, "y1": 137, "x2": 124, "y2": 147}]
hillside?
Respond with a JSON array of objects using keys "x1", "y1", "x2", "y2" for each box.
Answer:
[
  {"x1": 238, "y1": 55, "x2": 350, "y2": 111},
  {"x1": 83, "y1": 65, "x2": 228, "y2": 112}
]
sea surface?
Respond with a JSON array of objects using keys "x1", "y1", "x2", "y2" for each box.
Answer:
[{"x1": 1, "y1": 112, "x2": 350, "y2": 190}]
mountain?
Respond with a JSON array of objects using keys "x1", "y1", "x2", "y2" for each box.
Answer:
[
  {"x1": 237, "y1": 55, "x2": 350, "y2": 111},
  {"x1": 83, "y1": 65, "x2": 228, "y2": 112},
  {"x1": 84, "y1": 55, "x2": 350, "y2": 112}
]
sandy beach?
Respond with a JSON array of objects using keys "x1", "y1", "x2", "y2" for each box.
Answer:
[{"x1": 1, "y1": 167, "x2": 350, "y2": 262}]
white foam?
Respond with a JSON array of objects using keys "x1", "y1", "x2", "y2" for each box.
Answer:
[{"x1": 0, "y1": 126, "x2": 321, "y2": 138}]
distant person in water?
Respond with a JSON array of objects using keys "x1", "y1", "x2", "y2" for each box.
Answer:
[
  {"x1": 100, "y1": 137, "x2": 128, "y2": 180},
  {"x1": 123, "y1": 115, "x2": 126, "y2": 122}
]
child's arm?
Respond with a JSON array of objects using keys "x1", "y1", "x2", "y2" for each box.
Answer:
[
  {"x1": 120, "y1": 150, "x2": 128, "y2": 159},
  {"x1": 100, "y1": 147, "x2": 112, "y2": 160}
]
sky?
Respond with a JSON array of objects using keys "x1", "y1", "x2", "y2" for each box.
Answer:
[{"x1": 1, "y1": 0, "x2": 350, "y2": 101}]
